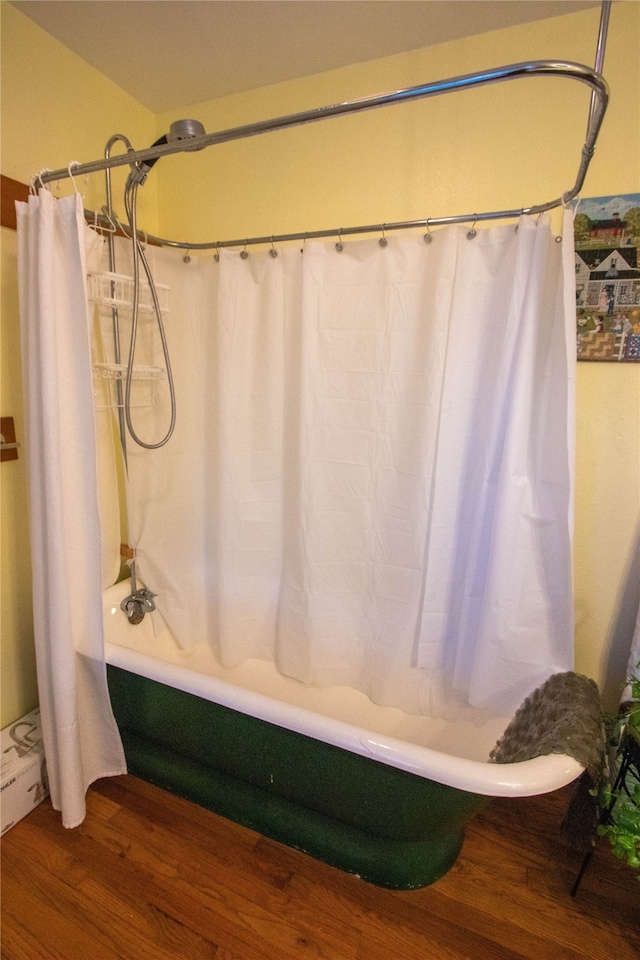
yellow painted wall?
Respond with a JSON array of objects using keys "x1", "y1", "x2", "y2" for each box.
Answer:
[
  {"x1": 1, "y1": 225, "x2": 36, "y2": 725},
  {"x1": 0, "y1": 3, "x2": 157, "y2": 727},
  {"x1": 154, "y1": 5, "x2": 639, "y2": 243},
  {"x1": 155, "y1": 3, "x2": 639, "y2": 707},
  {"x1": 1, "y1": 1, "x2": 639, "y2": 722},
  {"x1": 0, "y1": 3, "x2": 159, "y2": 221}
]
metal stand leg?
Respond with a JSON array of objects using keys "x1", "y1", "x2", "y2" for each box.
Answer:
[{"x1": 571, "y1": 736, "x2": 638, "y2": 896}]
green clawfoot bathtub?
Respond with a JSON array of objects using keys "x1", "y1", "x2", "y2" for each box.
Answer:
[{"x1": 103, "y1": 582, "x2": 583, "y2": 889}]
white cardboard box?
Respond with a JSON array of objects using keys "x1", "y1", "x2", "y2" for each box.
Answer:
[{"x1": 1, "y1": 708, "x2": 49, "y2": 835}]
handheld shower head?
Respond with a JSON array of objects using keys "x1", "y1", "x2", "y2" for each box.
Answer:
[{"x1": 127, "y1": 133, "x2": 167, "y2": 186}]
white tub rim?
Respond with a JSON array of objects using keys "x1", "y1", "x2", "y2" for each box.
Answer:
[{"x1": 104, "y1": 636, "x2": 584, "y2": 799}]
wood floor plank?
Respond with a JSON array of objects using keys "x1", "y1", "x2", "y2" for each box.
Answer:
[
  {"x1": 281, "y1": 861, "x2": 522, "y2": 960},
  {"x1": 79, "y1": 875, "x2": 219, "y2": 960},
  {"x1": 0, "y1": 908, "x2": 71, "y2": 960},
  {"x1": 1, "y1": 863, "x2": 123, "y2": 960},
  {"x1": 1, "y1": 820, "x2": 201, "y2": 960},
  {"x1": 432, "y1": 799, "x2": 640, "y2": 960},
  {"x1": 2, "y1": 775, "x2": 638, "y2": 960},
  {"x1": 85, "y1": 783, "x2": 359, "y2": 960},
  {"x1": 95, "y1": 778, "x2": 363, "y2": 957}
]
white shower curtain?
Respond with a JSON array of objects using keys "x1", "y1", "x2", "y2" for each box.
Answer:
[
  {"x1": 17, "y1": 191, "x2": 126, "y2": 829},
  {"x1": 121, "y1": 211, "x2": 576, "y2": 720},
  {"x1": 17, "y1": 196, "x2": 575, "y2": 826}
]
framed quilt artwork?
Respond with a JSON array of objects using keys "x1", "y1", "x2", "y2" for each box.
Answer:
[{"x1": 575, "y1": 193, "x2": 640, "y2": 362}]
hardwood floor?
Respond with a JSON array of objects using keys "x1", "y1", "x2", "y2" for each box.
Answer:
[{"x1": 2, "y1": 775, "x2": 638, "y2": 959}]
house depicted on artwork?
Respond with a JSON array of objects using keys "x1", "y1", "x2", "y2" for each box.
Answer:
[
  {"x1": 587, "y1": 212, "x2": 627, "y2": 243},
  {"x1": 575, "y1": 246, "x2": 640, "y2": 311},
  {"x1": 575, "y1": 195, "x2": 640, "y2": 362}
]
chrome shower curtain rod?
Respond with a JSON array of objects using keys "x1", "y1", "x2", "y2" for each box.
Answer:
[{"x1": 36, "y1": 6, "x2": 611, "y2": 251}]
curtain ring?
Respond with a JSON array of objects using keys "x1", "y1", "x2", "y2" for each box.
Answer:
[
  {"x1": 424, "y1": 220, "x2": 433, "y2": 244},
  {"x1": 335, "y1": 230, "x2": 344, "y2": 252},
  {"x1": 31, "y1": 169, "x2": 51, "y2": 195},
  {"x1": 214, "y1": 243, "x2": 220, "y2": 263},
  {"x1": 379, "y1": 224, "x2": 388, "y2": 248},
  {"x1": 67, "y1": 161, "x2": 81, "y2": 195},
  {"x1": 269, "y1": 237, "x2": 278, "y2": 258},
  {"x1": 240, "y1": 241, "x2": 249, "y2": 259},
  {"x1": 467, "y1": 216, "x2": 478, "y2": 240},
  {"x1": 183, "y1": 245, "x2": 191, "y2": 263}
]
